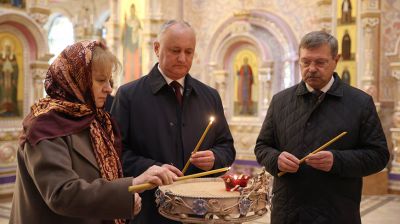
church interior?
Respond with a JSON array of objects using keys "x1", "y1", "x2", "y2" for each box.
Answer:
[{"x1": 0, "y1": 0, "x2": 400, "y2": 223}]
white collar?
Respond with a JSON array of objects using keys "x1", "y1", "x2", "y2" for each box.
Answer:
[
  {"x1": 157, "y1": 64, "x2": 185, "y2": 87},
  {"x1": 305, "y1": 75, "x2": 334, "y2": 93}
]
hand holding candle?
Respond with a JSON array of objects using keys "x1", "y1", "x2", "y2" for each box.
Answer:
[
  {"x1": 189, "y1": 150, "x2": 215, "y2": 171},
  {"x1": 182, "y1": 116, "x2": 215, "y2": 174},
  {"x1": 129, "y1": 167, "x2": 230, "y2": 192},
  {"x1": 277, "y1": 131, "x2": 347, "y2": 177}
]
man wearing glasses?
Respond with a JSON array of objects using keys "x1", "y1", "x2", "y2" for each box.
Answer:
[{"x1": 254, "y1": 31, "x2": 389, "y2": 224}]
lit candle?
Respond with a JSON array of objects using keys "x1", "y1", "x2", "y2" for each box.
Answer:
[
  {"x1": 181, "y1": 116, "x2": 215, "y2": 174},
  {"x1": 128, "y1": 167, "x2": 230, "y2": 192}
]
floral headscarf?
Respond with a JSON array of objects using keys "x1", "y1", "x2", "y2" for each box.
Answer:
[{"x1": 20, "y1": 40, "x2": 124, "y2": 224}]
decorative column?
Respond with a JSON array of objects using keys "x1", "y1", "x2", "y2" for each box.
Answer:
[
  {"x1": 30, "y1": 56, "x2": 52, "y2": 102},
  {"x1": 0, "y1": 129, "x2": 20, "y2": 195},
  {"x1": 75, "y1": 2, "x2": 101, "y2": 42},
  {"x1": 258, "y1": 62, "x2": 273, "y2": 118},
  {"x1": 106, "y1": 0, "x2": 119, "y2": 54},
  {"x1": 28, "y1": 0, "x2": 50, "y2": 26},
  {"x1": 141, "y1": 0, "x2": 165, "y2": 72},
  {"x1": 317, "y1": 0, "x2": 333, "y2": 33},
  {"x1": 213, "y1": 70, "x2": 228, "y2": 113},
  {"x1": 105, "y1": 0, "x2": 122, "y2": 88},
  {"x1": 389, "y1": 64, "x2": 400, "y2": 193},
  {"x1": 206, "y1": 62, "x2": 218, "y2": 88},
  {"x1": 360, "y1": 0, "x2": 380, "y2": 103}
]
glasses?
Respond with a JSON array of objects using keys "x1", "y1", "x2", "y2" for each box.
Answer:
[{"x1": 299, "y1": 59, "x2": 330, "y2": 68}]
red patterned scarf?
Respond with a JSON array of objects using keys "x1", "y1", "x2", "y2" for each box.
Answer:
[{"x1": 20, "y1": 40, "x2": 124, "y2": 224}]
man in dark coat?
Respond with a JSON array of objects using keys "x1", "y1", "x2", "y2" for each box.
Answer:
[
  {"x1": 111, "y1": 20, "x2": 236, "y2": 224},
  {"x1": 254, "y1": 31, "x2": 389, "y2": 224}
]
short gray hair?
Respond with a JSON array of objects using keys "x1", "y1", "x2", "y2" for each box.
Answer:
[
  {"x1": 299, "y1": 31, "x2": 338, "y2": 58},
  {"x1": 157, "y1": 20, "x2": 195, "y2": 40}
]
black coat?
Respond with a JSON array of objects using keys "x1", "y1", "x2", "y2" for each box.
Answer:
[
  {"x1": 111, "y1": 64, "x2": 235, "y2": 224},
  {"x1": 255, "y1": 73, "x2": 389, "y2": 224}
]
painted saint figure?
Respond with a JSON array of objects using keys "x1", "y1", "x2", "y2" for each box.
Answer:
[
  {"x1": 0, "y1": 40, "x2": 19, "y2": 116},
  {"x1": 342, "y1": 30, "x2": 351, "y2": 60},
  {"x1": 342, "y1": 67, "x2": 351, "y2": 85},
  {"x1": 122, "y1": 3, "x2": 141, "y2": 82},
  {"x1": 237, "y1": 57, "x2": 253, "y2": 115},
  {"x1": 341, "y1": 0, "x2": 352, "y2": 24},
  {"x1": 0, "y1": 0, "x2": 24, "y2": 8}
]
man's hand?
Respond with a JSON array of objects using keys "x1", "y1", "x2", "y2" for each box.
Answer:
[
  {"x1": 305, "y1": 151, "x2": 333, "y2": 172},
  {"x1": 278, "y1": 151, "x2": 300, "y2": 173},
  {"x1": 190, "y1": 150, "x2": 215, "y2": 171},
  {"x1": 132, "y1": 165, "x2": 178, "y2": 192},
  {"x1": 133, "y1": 193, "x2": 141, "y2": 216}
]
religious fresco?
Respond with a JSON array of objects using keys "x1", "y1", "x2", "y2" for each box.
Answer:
[
  {"x1": 336, "y1": 0, "x2": 357, "y2": 86},
  {"x1": 120, "y1": 0, "x2": 144, "y2": 83},
  {"x1": 340, "y1": 0, "x2": 353, "y2": 24},
  {"x1": 381, "y1": 0, "x2": 400, "y2": 101},
  {"x1": 233, "y1": 50, "x2": 258, "y2": 117},
  {"x1": 0, "y1": 33, "x2": 23, "y2": 118},
  {"x1": 0, "y1": 0, "x2": 25, "y2": 8}
]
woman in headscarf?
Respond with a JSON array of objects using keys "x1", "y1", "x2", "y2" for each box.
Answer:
[{"x1": 9, "y1": 40, "x2": 181, "y2": 224}]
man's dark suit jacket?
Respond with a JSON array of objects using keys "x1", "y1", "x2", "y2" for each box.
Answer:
[
  {"x1": 104, "y1": 94, "x2": 114, "y2": 113},
  {"x1": 111, "y1": 63, "x2": 236, "y2": 224}
]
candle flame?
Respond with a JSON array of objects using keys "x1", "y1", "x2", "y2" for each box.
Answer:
[{"x1": 209, "y1": 116, "x2": 215, "y2": 123}]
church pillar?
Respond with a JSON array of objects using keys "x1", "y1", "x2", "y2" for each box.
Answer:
[
  {"x1": 258, "y1": 61, "x2": 273, "y2": 118},
  {"x1": 213, "y1": 70, "x2": 228, "y2": 113},
  {"x1": 359, "y1": 1, "x2": 388, "y2": 195},
  {"x1": 28, "y1": 0, "x2": 50, "y2": 27},
  {"x1": 141, "y1": 0, "x2": 164, "y2": 72},
  {"x1": 105, "y1": 0, "x2": 119, "y2": 55},
  {"x1": 74, "y1": 3, "x2": 101, "y2": 42},
  {"x1": 389, "y1": 64, "x2": 400, "y2": 193},
  {"x1": 359, "y1": 0, "x2": 380, "y2": 104},
  {"x1": 30, "y1": 57, "x2": 51, "y2": 102},
  {"x1": 105, "y1": 0, "x2": 121, "y2": 87},
  {"x1": 317, "y1": 0, "x2": 333, "y2": 33}
]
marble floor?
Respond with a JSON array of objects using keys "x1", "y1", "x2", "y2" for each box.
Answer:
[
  {"x1": 0, "y1": 194, "x2": 399, "y2": 223},
  {"x1": 248, "y1": 194, "x2": 400, "y2": 224}
]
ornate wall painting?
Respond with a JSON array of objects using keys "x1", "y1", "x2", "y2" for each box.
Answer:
[
  {"x1": 341, "y1": 0, "x2": 353, "y2": 24},
  {"x1": 0, "y1": 33, "x2": 23, "y2": 118},
  {"x1": 341, "y1": 29, "x2": 351, "y2": 60},
  {"x1": 336, "y1": 0, "x2": 357, "y2": 86},
  {"x1": 0, "y1": 0, "x2": 25, "y2": 8},
  {"x1": 233, "y1": 50, "x2": 258, "y2": 117},
  {"x1": 120, "y1": 0, "x2": 144, "y2": 83}
]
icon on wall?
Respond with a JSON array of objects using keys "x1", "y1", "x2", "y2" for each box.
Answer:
[
  {"x1": 342, "y1": 30, "x2": 351, "y2": 60},
  {"x1": 0, "y1": 36, "x2": 22, "y2": 117},
  {"x1": 233, "y1": 50, "x2": 258, "y2": 117},
  {"x1": 341, "y1": 67, "x2": 351, "y2": 85},
  {"x1": 121, "y1": 3, "x2": 142, "y2": 82},
  {"x1": 236, "y1": 57, "x2": 254, "y2": 115},
  {"x1": 341, "y1": 0, "x2": 352, "y2": 24}
]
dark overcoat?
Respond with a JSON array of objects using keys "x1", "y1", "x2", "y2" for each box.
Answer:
[
  {"x1": 255, "y1": 73, "x2": 389, "y2": 224},
  {"x1": 111, "y1": 64, "x2": 236, "y2": 224}
]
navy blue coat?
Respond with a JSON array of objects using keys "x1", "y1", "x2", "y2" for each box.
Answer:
[
  {"x1": 111, "y1": 64, "x2": 235, "y2": 224},
  {"x1": 255, "y1": 73, "x2": 389, "y2": 224}
]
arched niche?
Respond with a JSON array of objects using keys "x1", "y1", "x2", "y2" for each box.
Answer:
[
  {"x1": 0, "y1": 12, "x2": 49, "y2": 126},
  {"x1": 205, "y1": 10, "x2": 298, "y2": 121},
  {"x1": 0, "y1": 11, "x2": 50, "y2": 195}
]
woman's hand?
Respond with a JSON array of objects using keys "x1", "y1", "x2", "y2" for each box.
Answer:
[
  {"x1": 132, "y1": 165, "x2": 179, "y2": 192},
  {"x1": 133, "y1": 193, "x2": 141, "y2": 216}
]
